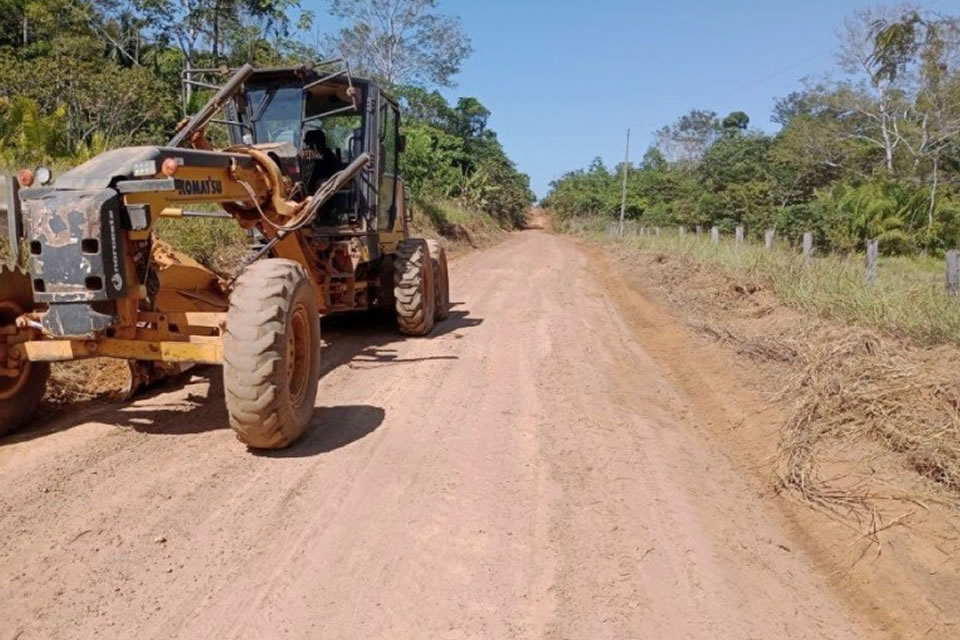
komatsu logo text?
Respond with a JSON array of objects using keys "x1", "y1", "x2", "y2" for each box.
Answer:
[{"x1": 174, "y1": 177, "x2": 223, "y2": 196}]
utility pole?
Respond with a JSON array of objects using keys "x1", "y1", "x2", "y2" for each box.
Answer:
[{"x1": 618, "y1": 128, "x2": 630, "y2": 237}]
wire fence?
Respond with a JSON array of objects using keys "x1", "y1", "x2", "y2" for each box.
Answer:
[{"x1": 604, "y1": 221, "x2": 960, "y2": 297}]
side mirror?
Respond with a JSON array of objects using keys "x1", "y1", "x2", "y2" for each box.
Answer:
[{"x1": 398, "y1": 135, "x2": 407, "y2": 153}]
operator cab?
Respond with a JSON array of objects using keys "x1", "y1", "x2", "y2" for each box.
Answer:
[{"x1": 223, "y1": 64, "x2": 403, "y2": 232}]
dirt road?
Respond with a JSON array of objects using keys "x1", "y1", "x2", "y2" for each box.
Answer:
[{"x1": 1, "y1": 231, "x2": 875, "y2": 639}]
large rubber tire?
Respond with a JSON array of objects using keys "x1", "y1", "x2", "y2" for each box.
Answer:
[
  {"x1": 394, "y1": 239, "x2": 436, "y2": 336},
  {"x1": 223, "y1": 259, "x2": 321, "y2": 449},
  {"x1": 425, "y1": 239, "x2": 450, "y2": 322},
  {"x1": 0, "y1": 264, "x2": 49, "y2": 438}
]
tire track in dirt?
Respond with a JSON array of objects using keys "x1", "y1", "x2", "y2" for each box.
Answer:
[{"x1": 0, "y1": 231, "x2": 877, "y2": 639}]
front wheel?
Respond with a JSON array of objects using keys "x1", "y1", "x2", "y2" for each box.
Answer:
[
  {"x1": 223, "y1": 259, "x2": 321, "y2": 449},
  {"x1": 394, "y1": 239, "x2": 436, "y2": 336},
  {"x1": 0, "y1": 265, "x2": 49, "y2": 438},
  {"x1": 425, "y1": 240, "x2": 450, "y2": 322}
]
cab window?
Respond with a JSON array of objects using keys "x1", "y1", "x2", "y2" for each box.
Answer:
[
  {"x1": 251, "y1": 87, "x2": 302, "y2": 145},
  {"x1": 377, "y1": 100, "x2": 400, "y2": 230}
]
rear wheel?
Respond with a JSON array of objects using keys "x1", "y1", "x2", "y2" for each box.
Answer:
[
  {"x1": 0, "y1": 264, "x2": 49, "y2": 438},
  {"x1": 223, "y1": 259, "x2": 321, "y2": 449},
  {"x1": 425, "y1": 239, "x2": 450, "y2": 322},
  {"x1": 394, "y1": 239, "x2": 435, "y2": 336}
]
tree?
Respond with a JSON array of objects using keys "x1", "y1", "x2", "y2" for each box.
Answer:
[
  {"x1": 0, "y1": 96, "x2": 69, "y2": 165},
  {"x1": 397, "y1": 90, "x2": 533, "y2": 226},
  {"x1": 721, "y1": 111, "x2": 750, "y2": 134},
  {"x1": 0, "y1": 0, "x2": 533, "y2": 231},
  {"x1": 392, "y1": 84, "x2": 452, "y2": 125},
  {"x1": 641, "y1": 146, "x2": 666, "y2": 172},
  {"x1": 772, "y1": 90, "x2": 821, "y2": 125},
  {"x1": 869, "y1": 9, "x2": 960, "y2": 225},
  {"x1": 399, "y1": 121, "x2": 463, "y2": 196},
  {"x1": 544, "y1": 6, "x2": 960, "y2": 255},
  {"x1": 833, "y1": 6, "x2": 914, "y2": 175},
  {"x1": 326, "y1": 0, "x2": 472, "y2": 88},
  {"x1": 654, "y1": 109, "x2": 719, "y2": 163}
]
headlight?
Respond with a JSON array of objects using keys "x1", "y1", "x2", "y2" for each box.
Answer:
[
  {"x1": 161, "y1": 158, "x2": 180, "y2": 176},
  {"x1": 133, "y1": 160, "x2": 158, "y2": 177},
  {"x1": 35, "y1": 166, "x2": 52, "y2": 185}
]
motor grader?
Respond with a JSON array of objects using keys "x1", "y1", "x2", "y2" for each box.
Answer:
[{"x1": 0, "y1": 61, "x2": 449, "y2": 448}]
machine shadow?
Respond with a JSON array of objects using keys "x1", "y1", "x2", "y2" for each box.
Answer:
[
  {"x1": 6, "y1": 369, "x2": 382, "y2": 458},
  {"x1": 255, "y1": 405, "x2": 386, "y2": 458},
  {"x1": 1, "y1": 306, "x2": 483, "y2": 453},
  {"x1": 318, "y1": 308, "x2": 482, "y2": 376},
  {"x1": 0, "y1": 368, "x2": 226, "y2": 447}
]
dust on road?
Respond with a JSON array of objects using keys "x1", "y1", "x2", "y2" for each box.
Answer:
[{"x1": 1, "y1": 231, "x2": 877, "y2": 639}]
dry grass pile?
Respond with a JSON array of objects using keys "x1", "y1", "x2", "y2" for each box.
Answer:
[
  {"x1": 609, "y1": 243, "x2": 960, "y2": 508},
  {"x1": 46, "y1": 359, "x2": 134, "y2": 404},
  {"x1": 778, "y1": 326, "x2": 960, "y2": 505}
]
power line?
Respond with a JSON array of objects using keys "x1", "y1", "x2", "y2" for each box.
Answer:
[
  {"x1": 731, "y1": 48, "x2": 835, "y2": 95},
  {"x1": 728, "y1": 0, "x2": 950, "y2": 98}
]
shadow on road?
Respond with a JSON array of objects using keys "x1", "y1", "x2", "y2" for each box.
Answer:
[
  {"x1": 321, "y1": 307, "x2": 479, "y2": 374},
  {"x1": 2, "y1": 306, "x2": 482, "y2": 451},
  {"x1": 257, "y1": 405, "x2": 386, "y2": 458}
]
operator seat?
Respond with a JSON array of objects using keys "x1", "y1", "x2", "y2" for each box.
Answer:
[{"x1": 302, "y1": 129, "x2": 339, "y2": 193}]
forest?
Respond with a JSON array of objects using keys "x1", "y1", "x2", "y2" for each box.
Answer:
[
  {"x1": 544, "y1": 7, "x2": 960, "y2": 256},
  {"x1": 0, "y1": 0, "x2": 534, "y2": 227}
]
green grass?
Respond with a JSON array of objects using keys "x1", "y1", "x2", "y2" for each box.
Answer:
[
  {"x1": 417, "y1": 198, "x2": 499, "y2": 232},
  {"x1": 585, "y1": 225, "x2": 960, "y2": 347},
  {"x1": 154, "y1": 217, "x2": 249, "y2": 271}
]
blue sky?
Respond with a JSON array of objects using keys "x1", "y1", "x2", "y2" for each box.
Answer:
[{"x1": 305, "y1": 1, "x2": 936, "y2": 198}]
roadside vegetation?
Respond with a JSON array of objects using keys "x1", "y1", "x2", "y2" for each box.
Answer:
[
  {"x1": 0, "y1": 0, "x2": 532, "y2": 267},
  {"x1": 602, "y1": 232, "x2": 960, "y2": 513},
  {"x1": 546, "y1": 7, "x2": 960, "y2": 257},
  {"x1": 572, "y1": 222, "x2": 960, "y2": 347},
  {"x1": 549, "y1": 5, "x2": 960, "y2": 511}
]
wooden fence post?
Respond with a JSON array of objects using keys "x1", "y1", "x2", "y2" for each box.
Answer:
[
  {"x1": 655, "y1": 226, "x2": 661, "y2": 237},
  {"x1": 764, "y1": 229, "x2": 775, "y2": 250},
  {"x1": 865, "y1": 239, "x2": 879, "y2": 285},
  {"x1": 802, "y1": 232, "x2": 814, "y2": 259},
  {"x1": 695, "y1": 225, "x2": 702, "y2": 237},
  {"x1": 735, "y1": 226, "x2": 744, "y2": 246},
  {"x1": 678, "y1": 226, "x2": 686, "y2": 236},
  {"x1": 711, "y1": 226, "x2": 719, "y2": 244},
  {"x1": 947, "y1": 250, "x2": 960, "y2": 296}
]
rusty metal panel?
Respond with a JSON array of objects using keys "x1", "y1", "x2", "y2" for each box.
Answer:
[
  {"x1": 41, "y1": 302, "x2": 115, "y2": 337},
  {"x1": 20, "y1": 188, "x2": 127, "y2": 304},
  {"x1": 3, "y1": 176, "x2": 21, "y2": 264}
]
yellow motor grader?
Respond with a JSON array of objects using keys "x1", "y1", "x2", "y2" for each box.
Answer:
[{"x1": 0, "y1": 61, "x2": 449, "y2": 448}]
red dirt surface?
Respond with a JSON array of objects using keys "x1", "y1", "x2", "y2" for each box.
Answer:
[{"x1": 0, "y1": 230, "x2": 948, "y2": 639}]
